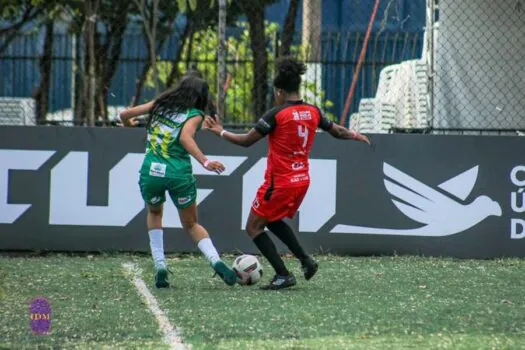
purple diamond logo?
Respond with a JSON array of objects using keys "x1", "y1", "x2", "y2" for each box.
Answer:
[{"x1": 29, "y1": 297, "x2": 51, "y2": 335}]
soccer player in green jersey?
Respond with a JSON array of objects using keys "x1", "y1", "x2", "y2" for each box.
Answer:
[{"x1": 119, "y1": 76, "x2": 237, "y2": 288}]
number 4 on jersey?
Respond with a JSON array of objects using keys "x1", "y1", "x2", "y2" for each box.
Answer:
[{"x1": 298, "y1": 125, "x2": 309, "y2": 149}]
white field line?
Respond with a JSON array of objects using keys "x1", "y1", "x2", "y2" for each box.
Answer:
[{"x1": 122, "y1": 262, "x2": 187, "y2": 350}]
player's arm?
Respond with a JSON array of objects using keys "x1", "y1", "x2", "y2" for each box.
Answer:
[
  {"x1": 180, "y1": 116, "x2": 225, "y2": 174},
  {"x1": 119, "y1": 101, "x2": 155, "y2": 127},
  {"x1": 216, "y1": 127, "x2": 263, "y2": 148},
  {"x1": 319, "y1": 114, "x2": 371, "y2": 145},
  {"x1": 205, "y1": 111, "x2": 276, "y2": 147}
]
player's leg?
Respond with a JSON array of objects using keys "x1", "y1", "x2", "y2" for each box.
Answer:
[
  {"x1": 170, "y1": 179, "x2": 236, "y2": 286},
  {"x1": 147, "y1": 204, "x2": 171, "y2": 288},
  {"x1": 267, "y1": 220, "x2": 318, "y2": 280},
  {"x1": 139, "y1": 175, "x2": 170, "y2": 288},
  {"x1": 267, "y1": 185, "x2": 318, "y2": 280},
  {"x1": 247, "y1": 210, "x2": 296, "y2": 290}
]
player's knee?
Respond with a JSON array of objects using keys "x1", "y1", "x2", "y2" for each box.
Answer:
[
  {"x1": 178, "y1": 203, "x2": 198, "y2": 231},
  {"x1": 148, "y1": 205, "x2": 163, "y2": 216},
  {"x1": 245, "y1": 222, "x2": 261, "y2": 239},
  {"x1": 181, "y1": 216, "x2": 197, "y2": 231}
]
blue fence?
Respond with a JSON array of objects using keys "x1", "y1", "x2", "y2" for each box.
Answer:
[
  {"x1": 321, "y1": 31, "x2": 423, "y2": 120},
  {"x1": 0, "y1": 29, "x2": 423, "y2": 123}
]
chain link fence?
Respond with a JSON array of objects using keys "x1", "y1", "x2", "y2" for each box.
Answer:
[
  {"x1": 1, "y1": 0, "x2": 520, "y2": 134},
  {"x1": 432, "y1": 0, "x2": 525, "y2": 135}
]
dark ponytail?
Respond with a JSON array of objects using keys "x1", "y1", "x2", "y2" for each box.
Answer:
[
  {"x1": 146, "y1": 76, "x2": 209, "y2": 129},
  {"x1": 273, "y1": 57, "x2": 307, "y2": 93}
]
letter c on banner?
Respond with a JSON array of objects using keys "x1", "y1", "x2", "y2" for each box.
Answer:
[{"x1": 510, "y1": 166, "x2": 525, "y2": 187}]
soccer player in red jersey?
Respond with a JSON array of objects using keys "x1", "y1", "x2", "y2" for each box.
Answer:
[{"x1": 206, "y1": 58, "x2": 371, "y2": 290}]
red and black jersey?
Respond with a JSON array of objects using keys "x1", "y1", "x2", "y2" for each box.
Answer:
[{"x1": 254, "y1": 100, "x2": 333, "y2": 188}]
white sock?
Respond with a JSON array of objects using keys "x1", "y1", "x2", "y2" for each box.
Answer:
[
  {"x1": 148, "y1": 229, "x2": 165, "y2": 268},
  {"x1": 197, "y1": 238, "x2": 221, "y2": 265}
]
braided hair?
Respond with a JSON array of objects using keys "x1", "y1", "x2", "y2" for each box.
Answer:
[
  {"x1": 273, "y1": 57, "x2": 307, "y2": 93},
  {"x1": 147, "y1": 76, "x2": 210, "y2": 129}
]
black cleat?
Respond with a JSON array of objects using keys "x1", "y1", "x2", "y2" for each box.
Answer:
[
  {"x1": 301, "y1": 256, "x2": 318, "y2": 281},
  {"x1": 260, "y1": 274, "x2": 297, "y2": 290}
]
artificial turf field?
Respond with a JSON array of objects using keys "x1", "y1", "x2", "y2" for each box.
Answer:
[{"x1": 1, "y1": 254, "x2": 525, "y2": 349}]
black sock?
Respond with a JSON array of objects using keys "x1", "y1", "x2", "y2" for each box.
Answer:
[
  {"x1": 253, "y1": 232, "x2": 289, "y2": 276},
  {"x1": 267, "y1": 220, "x2": 308, "y2": 261}
]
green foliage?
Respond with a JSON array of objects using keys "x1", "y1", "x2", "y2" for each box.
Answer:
[
  {"x1": 0, "y1": 0, "x2": 63, "y2": 23},
  {"x1": 176, "y1": 0, "x2": 197, "y2": 12},
  {"x1": 176, "y1": 0, "x2": 233, "y2": 14},
  {"x1": 145, "y1": 20, "x2": 336, "y2": 125}
]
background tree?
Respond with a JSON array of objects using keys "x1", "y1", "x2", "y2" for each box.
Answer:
[
  {"x1": 0, "y1": 0, "x2": 45, "y2": 55},
  {"x1": 93, "y1": 0, "x2": 133, "y2": 124},
  {"x1": 33, "y1": 17, "x2": 54, "y2": 124},
  {"x1": 279, "y1": 0, "x2": 300, "y2": 57},
  {"x1": 84, "y1": 0, "x2": 99, "y2": 126},
  {"x1": 32, "y1": 1, "x2": 68, "y2": 124},
  {"x1": 237, "y1": 0, "x2": 276, "y2": 120},
  {"x1": 147, "y1": 20, "x2": 335, "y2": 125},
  {"x1": 132, "y1": 0, "x2": 161, "y2": 103}
]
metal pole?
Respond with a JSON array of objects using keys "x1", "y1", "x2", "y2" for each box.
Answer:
[
  {"x1": 428, "y1": 0, "x2": 435, "y2": 129},
  {"x1": 71, "y1": 33, "x2": 76, "y2": 123},
  {"x1": 217, "y1": 0, "x2": 227, "y2": 119}
]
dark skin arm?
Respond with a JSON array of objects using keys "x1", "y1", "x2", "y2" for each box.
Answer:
[
  {"x1": 327, "y1": 123, "x2": 371, "y2": 144},
  {"x1": 204, "y1": 116, "x2": 264, "y2": 147},
  {"x1": 204, "y1": 115, "x2": 371, "y2": 146}
]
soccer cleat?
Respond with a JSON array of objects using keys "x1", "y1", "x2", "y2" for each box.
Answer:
[
  {"x1": 301, "y1": 256, "x2": 319, "y2": 281},
  {"x1": 212, "y1": 260, "x2": 237, "y2": 286},
  {"x1": 155, "y1": 266, "x2": 170, "y2": 288},
  {"x1": 260, "y1": 274, "x2": 297, "y2": 290}
]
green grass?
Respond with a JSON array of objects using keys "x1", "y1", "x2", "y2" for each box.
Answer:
[
  {"x1": 0, "y1": 254, "x2": 167, "y2": 349},
  {"x1": 1, "y1": 254, "x2": 525, "y2": 349}
]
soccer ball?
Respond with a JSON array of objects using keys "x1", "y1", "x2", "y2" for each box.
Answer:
[{"x1": 232, "y1": 254, "x2": 263, "y2": 285}]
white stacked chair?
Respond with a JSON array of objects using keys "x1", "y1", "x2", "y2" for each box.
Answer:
[
  {"x1": 0, "y1": 98, "x2": 36, "y2": 125},
  {"x1": 351, "y1": 59, "x2": 430, "y2": 133}
]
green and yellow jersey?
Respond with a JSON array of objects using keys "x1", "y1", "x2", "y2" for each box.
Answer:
[{"x1": 140, "y1": 108, "x2": 204, "y2": 179}]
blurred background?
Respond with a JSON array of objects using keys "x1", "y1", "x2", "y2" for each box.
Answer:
[{"x1": 1, "y1": 0, "x2": 524, "y2": 134}]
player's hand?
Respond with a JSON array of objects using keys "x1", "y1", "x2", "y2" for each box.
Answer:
[
  {"x1": 353, "y1": 131, "x2": 371, "y2": 145},
  {"x1": 204, "y1": 160, "x2": 226, "y2": 175},
  {"x1": 118, "y1": 117, "x2": 139, "y2": 128},
  {"x1": 205, "y1": 115, "x2": 224, "y2": 136},
  {"x1": 201, "y1": 117, "x2": 210, "y2": 130}
]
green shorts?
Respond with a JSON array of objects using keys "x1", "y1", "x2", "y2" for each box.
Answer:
[{"x1": 139, "y1": 173, "x2": 197, "y2": 209}]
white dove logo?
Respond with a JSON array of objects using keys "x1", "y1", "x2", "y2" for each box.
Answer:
[{"x1": 331, "y1": 163, "x2": 502, "y2": 237}]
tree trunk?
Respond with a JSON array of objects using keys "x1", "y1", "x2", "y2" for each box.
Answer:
[
  {"x1": 151, "y1": 0, "x2": 159, "y2": 95},
  {"x1": 132, "y1": 17, "x2": 175, "y2": 106},
  {"x1": 279, "y1": 0, "x2": 299, "y2": 57},
  {"x1": 85, "y1": 0, "x2": 98, "y2": 126},
  {"x1": 166, "y1": 20, "x2": 194, "y2": 88},
  {"x1": 95, "y1": 4, "x2": 130, "y2": 125},
  {"x1": 131, "y1": 0, "x2": 161, "y2": 105},
  {"x1": 184, "y1": 25, "x2": 195, "y2": 69},
  {"x1": 73, "y1": 31, "x2": 85, "y2": 126},
  {"x1": 34, "y1": 20, "x2": 54, "y2": 125},
  {"x1": 245, "y1": 5, "x2": 269, "y2": 120},
  {"x1": 217, "y1": 0, "x2": 227, "y2": 118},
  {"x1": 93, "y1": 31, "x2": 106, "y2": 124},
  {"x1": 0, "y1": 6, "x2": 44, "y2": 56},
  {"x1": 131, "y1": 60, "x2": 152, "y2": 106},
  {"x1": 302, "y1": 0, "x2": 321, "y2": 61}
]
